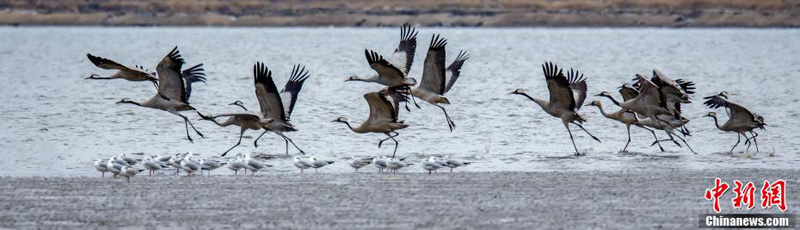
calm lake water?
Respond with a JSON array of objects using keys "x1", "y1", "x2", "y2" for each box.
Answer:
[{"x1": 0, "y1": 27, "x2": 798, "y2": 176}]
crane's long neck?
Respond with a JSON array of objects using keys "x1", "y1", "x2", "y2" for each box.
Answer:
[
  {"x1": 119, "y1": 100, "x2": 142, "y2": 107},
  {"x1": 338, "y1": 121, "x2": 358, "y2": 133},
  {"x1": 354, "y1": 75, "x2": 379, "y2": 82},
  {"x1": 601, "y1": 95, "x2": 622, "y2": 107},
  {"x1": 710, "y1": 115, "x2": 723, "y2": 130},
  {"x1": 594, "y1": 105, "x2": 612, "y2": 119},
  {"x1": 519, "y1": 92, "x2": 548, "y2": 110}
]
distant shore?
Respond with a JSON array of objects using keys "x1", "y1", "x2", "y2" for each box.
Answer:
[
  {"x1": 1, "y1": 170, "x2": 796, "y2": 229},
  {"x1": 1, "y1": 0, "x2": 798, "y2": 27}
]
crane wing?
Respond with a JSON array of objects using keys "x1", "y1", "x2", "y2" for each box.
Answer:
[
  {"x1": 280, "y1": 64, "x2": 311, "y2": 120},
  {"x1": 390, "y1": 23, "x2": 418, "y2": 75},
  {"x1": 703, "y1": 95, "x2": 761, "y2": 125},
  {"x1": 181, "y1": 63, "x2": 206, "y2": 101},
  {"x1": 566, "y1": 68, "x2": 588, "y2": 111},
  {"x1": 619, "y1": 84, "x2": 639, "y2": 102},
  {"x1": 253, "y1": 62, "x2": 286, "y2": 121},
  {"x1": 155, "y1": 47, "x2": 187, "y2": 102},
  {"x1": 444, "y1": 50, "x2": 469, "y2": 94},
  {"x1": 542, "y1": 62, "x2": 575, "y2": 111},
  {"x1": 419, "y1": 34, "x2": 447, "y2": 95},
  {"x1": 364, "y1": 91, "x2": 397, "y2": 125},
  {"x1": 365, "y1": 49, "x2": 406, "y2": 87},
  {"x1": 87, "y1": 54, "x2": 132, "y2": 71}
]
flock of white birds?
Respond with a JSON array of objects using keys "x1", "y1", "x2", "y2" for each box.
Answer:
[{"x1": 93, "y1": 153, "x2": 472, "y2": 182}]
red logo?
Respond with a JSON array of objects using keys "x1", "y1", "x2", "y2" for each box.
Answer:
[
  {"x1": 705, "y1": 178, "x2": 730, "y2": 213},
  {"x1": 732, "y1": 180, "x2": 756, "y2": 210},
  {"x1": 761, "y1": 180, "x2": 787, "y2": 212},
  {"x1": 706, "y1": 178, "x2": 788, "y2": 213}
]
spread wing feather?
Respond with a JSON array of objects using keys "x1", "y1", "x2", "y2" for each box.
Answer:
[
  {"x1": 419, "y1": 34, "x2": 447, "y2": 95},
  {"x1": 155, "y1": 46, "x2": 187, "y2": 102},
  {"x1": 444, "y1": 50, "x2": 469, "y2": 94},
  {"x1": 391, "y1": 23, "x2": 418, "y2": 75},
  {"x1": 280, "y1": 64, "x2": 311, "y2": 120},
  {"x1": 253, "y1": 62, "x2": 286, "y2": 121}
]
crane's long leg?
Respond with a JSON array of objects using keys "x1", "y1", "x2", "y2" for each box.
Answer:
[
  {"x1": 171, "y1": 112, "x2": 195, "y2": 143},
  {"x1": 672, "y1": 131, "x2": 697, "y2": 154},
  {"x1": 729, "y1": 133, "x2": 742, "y2": 153},
  {"x1": 650, "y1": 130, "x2": 683, "y2": 148},
  {"x1": 389, "y1": 134, "x2": 400, "y2": 158},
  {"x1": 572, "y1": 122, "x2": 601, "y2": 143},
  {"x1": 221, "y1": 127, "x2": 246, "y2": 156},
  {"x1": 565, "y1": 124, "x2": 579, "y2": 156},
  {"x1": 378, "y1": 132, "x2": 400, "y2": 148},
  {"x1": 434, "y1": 104, "x2": 456, "y2": 132},
  {"x1": 743, "y1": 132, "x2": 753, "y2": 153},
  {"x1": 276, "y1": 132, "x2": 305, "y2": 155},
  {"x1": 253, "y1": 130, "x2": 269, "y2": 148},
  {"x1": 622, "y1": 125, "x2": 632, "y2": 152},
  {"x1": 636, "y1": 125, "x2": 663, "y2": 151},
  {"x1": 748, "y1": 131, "x2": 760, "y2": 152}
]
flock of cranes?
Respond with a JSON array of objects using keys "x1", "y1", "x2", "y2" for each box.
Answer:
[{"x1": 86, "y1": 24, "x2": 767, "y2": 179}]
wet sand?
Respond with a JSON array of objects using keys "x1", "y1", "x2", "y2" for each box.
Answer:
[{"x1": 1, "y1": 170, "x2": 797, "y2": 229}]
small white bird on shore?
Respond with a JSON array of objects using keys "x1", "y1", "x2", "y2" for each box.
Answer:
[
  {"x1": 168, "y1": 153, "x2": 185, "y2": 175},
  {"x1": 386, "y1": 157, "x2": 412, "y2": 174},
  {"x1": 142, "y1": 156, "x2": 163, "y2": 176},
  {"x1": 293, "y1": 156, "x2": 313, "y2": 173},
  {"x1": 444, "y1": 156, "x2": 472, "y2": 172},
  {"x1": 180, "y1": 153, "x2": 201, "y2": 176},
  {"x1": 308, "y1": 156, "x2": 335, "y2": 173},
  {"x1": 422, "y1": 156, "x2": 446, "y2": 174},
  {"x1": 227, "y1": 154, "x2": 246, "y2": 175},
  {"x1": 244, "y1": 154, "x2": 272, "y2": 175},
  {"x1": 348, "y1": 157, "x2": 373, "y2": 172},
  {"x1": 120, "y1": 166, "x2": 145, "y2": 183},
  {"x1": 94, "y1": 159, "x2": 109, "y2": 177},
  {"x1": 106, "y1": 157, "x2": 126, "y2": 178},
  {"x1": 373, "y1": 156, "x2": 388, "y2": 173},
  {"x1": 200, "y1": 158, "x2": 226, "y2": 175}
]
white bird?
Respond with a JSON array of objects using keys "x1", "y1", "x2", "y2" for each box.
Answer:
[
  {"x1": 373, "y1": 156, "x2": 388, "y2": 173},
  {"x1": 293, "y1": 156, "x2": 313, "y2": 173},
  {"x1": 347, "y1": 24, "x2": 418, "y2": 88},
  {"x1": 444, "y1": 156, "x2": 472, "y2": 173},
  {"x1": 105, "y1": 157, "x2": 127, "y2": 178},
  {"x1": 142, "y1": 156, "x2": 163, "y2": 176},
  {"x1": 200, "y1": 158, "x2": 226, "y2": 175},
  {"x1": 703, "y1": 91, "x2": 767, "y2": 153},
  {"x1": 167, "y1": 153, "x2": 185, "y2": 175},
  {"x1": 116, "y1": 47, "x2": 207, "y2": 143},
  {"x1": 348, "y1": 157, "x2": 373, "y2": 172},
  {"x1": 511, "y1": 62, "x2": 600, "y2": 155},
  {"x1": 120, "y1": 166, "x2": 145, "y2": 183},
  {"x1": 94, "y1": 159, "x2": 109, "y2": 177},
  {"x1": 227, "y1": 154, "x2": 247, "y2": 175},
  {"x1": 244, "y1": 154, "x2": 272, "y2": 175},
  {"x1": 332, "y1": 88, "x2": 410, "y2": 158},
  {"x1": 422, "y1": 156, "x2": 446, "y2": 174},
  {"x1": 409, "y1": 34, "x2": 470, "y2": 132},
  {"x1": 251, "y1": 63, "x2": 311, "y2": 155},
  {"x1": 386, "y1": 157, "x2": 412, "y2": 174},
  {"x1": 180, "y1": 152, "x2": 202, "y2": 176},
  {"x1": 308, "y1": 156, "x2": 335, "y2": 173}
]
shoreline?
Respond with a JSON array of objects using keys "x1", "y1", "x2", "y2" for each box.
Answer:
[{"x1": 1, "y1": 170, "x2": 796, "y2": 229}]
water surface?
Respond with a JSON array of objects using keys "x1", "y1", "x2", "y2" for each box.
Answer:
[{"x1": 0, "y1": 27, "x2": 798, "y2": 176}]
